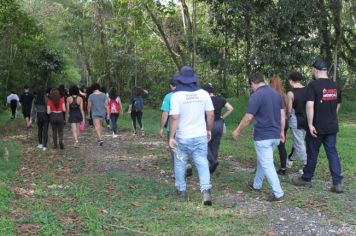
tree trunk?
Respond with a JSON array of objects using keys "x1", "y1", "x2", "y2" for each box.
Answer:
[{"x1": 145, "y1": 4, "x2": 181, "y2": 71}]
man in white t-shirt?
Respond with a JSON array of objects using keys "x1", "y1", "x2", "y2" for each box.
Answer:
[
  {"x1": 169, "y1": 66, "x2": 214, "y2": 205},
  {"x1": 7, "y1": 91, "x2": 20, "y2": 119}
]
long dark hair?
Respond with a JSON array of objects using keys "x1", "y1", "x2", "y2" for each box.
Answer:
[
  {"x1": 49, "y1": 88, "x2": 61, "y2": 109},
  {"x1": 109, "y1": 87, "x2": 117, "y2": 100},
  {"x1": 34, "y1": 88, "x2": 46, "y2": 106}
]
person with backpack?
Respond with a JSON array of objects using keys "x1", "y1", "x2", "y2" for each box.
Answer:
[
  {"x1": 67, "y1": 86, "x2": 85, "y2": 147},
  {"x1": 107, "y1": 87, "x2": 123, "y2": 138},
  {"x1": 128, "y1": 87, "x2": 147, "y2": 136}
]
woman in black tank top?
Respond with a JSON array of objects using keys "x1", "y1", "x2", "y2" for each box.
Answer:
[{"x1": 67, "y1": 86, "x2": 84, "y2": 146}]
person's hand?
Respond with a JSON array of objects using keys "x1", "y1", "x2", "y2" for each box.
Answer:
[
  {"x1": 106, "y1": 114, "x2": 110, "y2": 120},
  {"x1": 159, "y1": 128, "x2": 164, "y2": 138},
  {"x1": 232, "y1": 129, "x2": 239, "y2": 141},
  {"x1": 207, "y1": 130, "x2": 212, "y2": 142},
  {"x1": 309, "y1": 125, "x2": 318, "y2": 138},
  {"x1": 169, "y1": 137, "x2": 177, "y2": 150}
]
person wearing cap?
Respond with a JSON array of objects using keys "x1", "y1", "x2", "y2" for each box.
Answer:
[
  {"x1": 292, "y1": 59, "x2": 343, "y2": 193},
  {"x1": 202, "y1": 84, "x2": 233, "y2": 174},
  {"x1": 169, "y1": 66, "x2": 214, "y2": 205},
  {"x1": 232, "y1": 72, "x2": 285, "y2": 202},
  {"x1": 286, "y1": 72, "x2": 308, "y2": 172},
  {"x1": 160, "y1": 76, "x2": 193, "y2": 178}
]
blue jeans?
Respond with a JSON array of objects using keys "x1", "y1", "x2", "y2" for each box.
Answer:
[
  {"x1": 253, "y1": 139, "x2": 284, "y2": 198},
  {"x1": 207, "y1": 119, "x2": 224, "y2": 166},
  {"x1": 302, "y1": 132, "x2": 342, "y2": 185},
  {"x1": 174, "y1": 136, "x2": 211, "y2": 192},
  {"x1": 110, "y1": 114, "x2": 119, "y2": 134}
]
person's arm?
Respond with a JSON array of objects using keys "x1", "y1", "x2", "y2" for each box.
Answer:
[
  {"x1": 286, "y1": 91, "x2": 294, "y2": 118},
  {"x1": 206, "y1": 110, "x2": 214, "y2": 141},
  {"x1": 66, "y1": 98, "x2": 70, "y2": 121},
  {"x1": 306, "y1": 101, "x2": 317, "y2": 137},
  {"x1": 232, "y1": 113, "x2": 254, "y2": 140},
  {"x1": 169, "y1": 114, "x2": 179, "y2": 149},
  {"x1": 87, "y1": 99, "x2": 92, "y2": 116},
  {"x1": 128, "y1": 104, "x2": 132, "y2": 113},
  {"x1": 79, "y1": 97, "x2": 85, "y2": 122},
  {"x1": 280, "y1": 109, "x2": 286, "y2": 143},
  {"x1": 106, "y1": 100, "x2": 111, "y2": 119},
  {"x1": 118, "y1": 98, "x2": 124, "y2": 115},
  {"x1": 47, "y1": 104, "x2": 51, "y2": 115},
  {"x1": 62, "y1": 99, "x2": 66, "y2": 113},
  {"x1": 222, "y1": 102, "x2": 233, "y2": 119},
  {"x1": 160, "y1": 111, "x2": 169, "y2": 137}
]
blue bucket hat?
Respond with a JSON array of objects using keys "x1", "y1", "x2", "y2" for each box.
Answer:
[{"x1": 175, "y1": 66, "x2": 199, "y2": 84}]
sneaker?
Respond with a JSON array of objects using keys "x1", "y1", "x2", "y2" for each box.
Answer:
[
  {"x1": 277, "y1": 168, "x2": 287, "y2": 176},
  {"x1": 267, "y1": 194, "x2": 284, "y2": 203},
  {"x1": 59, "y1": 142, "x2": 65, "y2": 150},
  {"x1": 286, "y1": 158, "x2": 294, "y2": 168},
  {"x1": 132, "y1": 131, "x2": 137, "y2": 136},
  {"x1": 74, "y1": 141, "x2": 79, "y2": 148},
  {"x1": 209, "y1": 162, "x2": 219, "y2": 174},
  {"x1": 330, "y1": 184, "x2": 343, "y2": 193},
  {"x1": 202, "y1": 189, "x2": 212, "y2": 206},
  {"x1": 42, "y1": 147, "x2": 47, "y2": 151},
  {"x1": 107, "y1": 124, "x2": 110, "y2": 129},
  {"x1": 247, "y1": 181, "x2": 261, "y2": 192},
  {"x1": 298, "y1": 169, "x2": 304, "y2": 175},
  {"x1": 37, "y1": 144, "x2": 43, "y2": 149},
  {"x1": 141, "y1": 129, "x2": 145, "y2": 137},
  {"x1": 112, "y1": 132, "x2": 118, "y2": 138},
  {"x1": 292, "y1": 176, "x2": 311, "y2": 187},
  {"x1": 186, "y1": 164, "x2": 192, "y2": 177},
  {"x1": 99, "y1": 140, "x2": 104, "y2": 146},
  {"x1": 174, "y1": 190, "x2": 187, "y2": 200}
]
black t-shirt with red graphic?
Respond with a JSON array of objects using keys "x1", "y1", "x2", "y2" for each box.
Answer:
[{"x1": 306, "y1": 78, "x2": 341, "y2": 134}]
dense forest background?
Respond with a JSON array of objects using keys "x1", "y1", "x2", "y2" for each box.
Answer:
[{"x1": 1, "y1": 0, "x2": 355, "y2": 105}]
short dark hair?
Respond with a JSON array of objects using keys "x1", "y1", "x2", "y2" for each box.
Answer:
[
  {"x1": 91, "y1": 83, "x2": 101, "y2": 91},
  {"x1": 202, "y1": 85, "x2": 214, "y2": 94},
  {"x1": 248, "y1": 72, "x2": 264, "y2": 85},
  {"x1": 288, "y1": 72, "x2": 303, "y2": 82},
  {"x1": 24, "y1": 85, "x2": 29, "y2": 90},
  {"x1": 69, "y1": 85, "x2": 80, "y2": 96}
]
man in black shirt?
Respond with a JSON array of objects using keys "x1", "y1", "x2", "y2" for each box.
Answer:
[
  {"x1": 19, "y1": 85, "x2": 34, "y2": 128},
  {"x1": 292, "y1": 59, "x2": 343, "y2": 193}
]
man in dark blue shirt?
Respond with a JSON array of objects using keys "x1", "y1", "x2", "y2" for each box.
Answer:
[{"x1": 233, "y1": 72, "x2": 285, "y2": 202}]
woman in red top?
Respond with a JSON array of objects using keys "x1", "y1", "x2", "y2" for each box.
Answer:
[{"x1": 47, "y1": 88, "x2": 66, "y2": 149}]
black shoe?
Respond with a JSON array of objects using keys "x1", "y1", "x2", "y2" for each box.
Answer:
[
  {"x1": 98, "y1": 140, "x2": 103, "y2": 146},
  {"x1": 174, "y1": 190, "x2": 187, "y2": 200},
  {"x1": 186, "y1": 164, "x2": 192, "y2": 177},
  {"x1": 292, "y1": 176, "x2": 312, "y2": 187},
  {"x1": 247, "y1": 181, "x2": 261, "y2": 192},
  {"x1": 202, "y1": 189, "x2": 212, "y2": 206},
  {"x1": 209, "y1": 162, "x2": 219, "y2": 174},
  {"x1": 266, "y1": 194, "x2": 284, "y2": 203},
  {"x1": 59, "y1": 142, "x2": 64, "y2": 150},
  {"x1": 330, "y1": 184, "x2": 343, "y2": 193},
  {"x1": 277, "y1": 168, "x2": 287, "y2": 176}
]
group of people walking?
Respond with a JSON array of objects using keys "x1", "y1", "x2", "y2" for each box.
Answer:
[
  {"x1": 6, "y1": 58, "x2": 343, "y2": 206},
  {"x1": 7, "y1": 83, "x2": 148, "y2": 151},
  {"x1": 161, "y1": 58, "x2": 343, "y2": 205}
]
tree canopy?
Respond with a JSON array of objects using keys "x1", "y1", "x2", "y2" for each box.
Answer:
[{"x1": 1, "y1": 0, "x2": 355, "y2": 104}]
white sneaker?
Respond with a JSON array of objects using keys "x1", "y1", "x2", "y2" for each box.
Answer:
[
  {"x1": 37, "y1": 144, "x2": 43, "y2": 149},
  {"x1": 42, "y1": 147, "x2": 47, "y2": 151},
  {"x1": 112, "y1": 132, "x2": 118, "y2": 138},
  {"x1": 286, "y1": 159, "x2": 293, "y2": 168},
  {"x1": 298, "y1": 169, "x2": 304, "y2": 175}
]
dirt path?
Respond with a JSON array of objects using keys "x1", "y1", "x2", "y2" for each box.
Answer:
[{"x1": 7, "y1": 125, "x2": 356, "y2": 235}]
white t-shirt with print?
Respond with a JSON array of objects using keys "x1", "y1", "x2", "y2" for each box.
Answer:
[{"x1": 170, "y1": 89, "x2": 214, "y2": 139}]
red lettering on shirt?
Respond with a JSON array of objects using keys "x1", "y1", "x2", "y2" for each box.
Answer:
[{"x1": 322, "y1": 89, "x2": 337, "y2": 101}]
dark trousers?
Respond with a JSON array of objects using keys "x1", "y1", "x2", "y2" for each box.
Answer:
[
  {"x1": 207, "y1": 119, "x2": 224, "y2": 167},
  {"x1": 278, "y1": 124, "x2": 288, "y2": 169},
  {"x1": 131, "y1": 111, "x2": 143, "y2": 131},
  {"x1": 110, "y1": 114, "x2": 119, "y2": 134},
  {"x1": 50, "y1": 113, "x2": 64, "y2": 146},
  {"x1": 302, "y1": 132, "x2": 343, "y2": 185},
  {"x1": 37, "y1": 112, "x2": 49, "y2": 147},
  {"x1": 10, "y1": 100, "x2": 17, "y2": 118}
]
